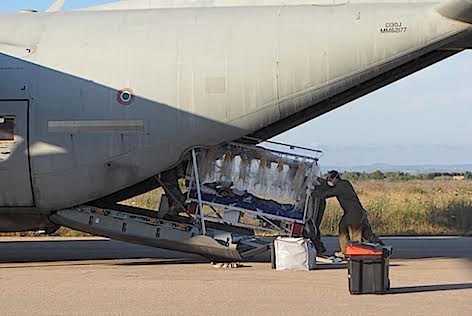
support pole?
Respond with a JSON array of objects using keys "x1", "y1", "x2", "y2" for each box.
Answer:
[{"x1": 192, "y1": 149, "x2": 206, "y2": 235}]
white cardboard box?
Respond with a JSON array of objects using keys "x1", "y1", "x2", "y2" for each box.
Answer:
[{"x1": 274, "y1": 237, "x2": 316, "y2": 271}]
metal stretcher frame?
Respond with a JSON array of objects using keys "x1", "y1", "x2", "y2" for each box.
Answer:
[
  {"x1": 186, "y1": 141, "x2": 322, "y2": 237},
  {"x1": 187, "y1": 198, "x2": 299, "y2": 235}
]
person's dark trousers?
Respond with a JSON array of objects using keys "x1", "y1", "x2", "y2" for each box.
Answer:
[
  {"x1": 303, "y1": 197, "x2": 327, "y2": 254},
  {"x1": 314, "y1": 199, "x2": 327, "y2": 254},
  {"x1": 303, "y1": 219, "x2": 326, "y2": 254},
  {"x1": 362, "y1": 215, "x2": 384, "y2": 245},
  {"x1": 338, "y1": 213, "x2": 363, "y2": 254}
]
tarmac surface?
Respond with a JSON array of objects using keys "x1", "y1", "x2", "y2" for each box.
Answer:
[{"x1": 0, "y1": 236, "x2": 471, "y2": 315}]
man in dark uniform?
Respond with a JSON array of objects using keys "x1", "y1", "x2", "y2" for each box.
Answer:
[{"x1": 314, "y1": 170, "x2": 382, "y2": 257}]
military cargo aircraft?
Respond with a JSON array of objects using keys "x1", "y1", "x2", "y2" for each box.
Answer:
[{"x1": 0, "y1": 0, "x2": 470, "y2": 260}]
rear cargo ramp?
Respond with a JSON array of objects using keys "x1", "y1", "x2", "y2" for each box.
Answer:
[{"x1": 51, "y1": 206, "x2": 243, "y2": 261}]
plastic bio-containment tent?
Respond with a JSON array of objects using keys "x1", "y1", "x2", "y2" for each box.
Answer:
[{"x1": 186, "y1": 140, "x2": 323, "y2": 235}]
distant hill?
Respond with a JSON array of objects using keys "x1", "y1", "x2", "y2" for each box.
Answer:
[{"x1": 322, "y1": 163, "x2": 472, "y2": 174}]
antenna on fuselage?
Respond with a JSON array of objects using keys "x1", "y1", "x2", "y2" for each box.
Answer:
[{"x1": 46, "y1": 0, "x2": 66, "y2": 12}]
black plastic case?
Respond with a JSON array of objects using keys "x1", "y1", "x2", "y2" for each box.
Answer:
[{"x1": 348, "y1": 255, "x2": 390, "y2": 294}]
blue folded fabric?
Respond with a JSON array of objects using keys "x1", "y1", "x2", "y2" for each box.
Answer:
[{"x1": 189, "y1": 191, "x2": 303, "y2": 220}]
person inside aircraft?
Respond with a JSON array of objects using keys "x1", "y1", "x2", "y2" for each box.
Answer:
[
  {"x1": 160, "y1": 162, "x2": 188, "y2": 216},
  {"x1": 314, "y1": 170, "x2": 383, "y2": 258}
]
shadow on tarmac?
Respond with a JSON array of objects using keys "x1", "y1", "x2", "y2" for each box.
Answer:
[
  {"x1": 389, "y1": 283, "x2": 472, "y2": 294},
  {"x1": 313, "y1": 263, "x2": 403, "y2": 270},
  {"x1": 0, "y1": 239, "x2": 205, "y2": 264},
  {"x1": 0, "y1": 237, "x2": 471, "y2": 265}
]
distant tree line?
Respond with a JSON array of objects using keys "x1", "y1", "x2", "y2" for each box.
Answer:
[{"x1": 334, "y1": 171, "x2": 472, "y2": 181}]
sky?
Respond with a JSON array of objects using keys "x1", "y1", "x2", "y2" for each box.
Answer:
[{"x1": 1, "y1": 1, "x2": 471, "y2": 166}]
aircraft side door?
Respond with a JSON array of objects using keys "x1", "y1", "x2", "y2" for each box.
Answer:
[{"x1": 0, "y1": 100, "x2": 34, "y2": 207}]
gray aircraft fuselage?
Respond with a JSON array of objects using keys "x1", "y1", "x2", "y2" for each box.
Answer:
[{"x1": 0, "y1": 1, "x2": 471, "y2": 232}]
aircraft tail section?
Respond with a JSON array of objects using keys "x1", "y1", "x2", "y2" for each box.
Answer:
[{"x1": 437, "y1": 0, "x2": 472, "y2": 24}]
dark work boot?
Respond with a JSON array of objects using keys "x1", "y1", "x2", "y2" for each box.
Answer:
[{"x1": 315, "y1": 244, "x2": 327, "y2": 255}]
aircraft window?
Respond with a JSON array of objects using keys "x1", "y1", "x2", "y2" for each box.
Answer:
[{"x1": 0, "y1": 117, "x2": 15, "y2": 141}]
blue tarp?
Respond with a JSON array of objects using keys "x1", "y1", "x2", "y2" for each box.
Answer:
[{"x1": 189, "y1": 190, "x2": 304, "y2": 221}]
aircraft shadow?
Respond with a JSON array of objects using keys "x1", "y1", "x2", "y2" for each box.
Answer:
[
  {"x1": 0, "y1": 239, "x2": 205, "y2": 264},
  {"x1": 389, "y1": 283, "x2": 472, "y2": 294},
  {"x1": 1, "y1": 238, "x2": 462, "y2": 266},
  {"x1": 313, "y1": 263, "x2": 404, "y2": 270},
  {"x1": 0, "y1": 258, "x2": 209, "y2": 270}
]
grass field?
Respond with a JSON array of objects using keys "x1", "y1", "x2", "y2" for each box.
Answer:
[
  {"x1": 3, "y1": 179, "x2": 471, "y2": 237},
  {"x1": 320, "y1": 180, "x2": 472, "y2": 236}
]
